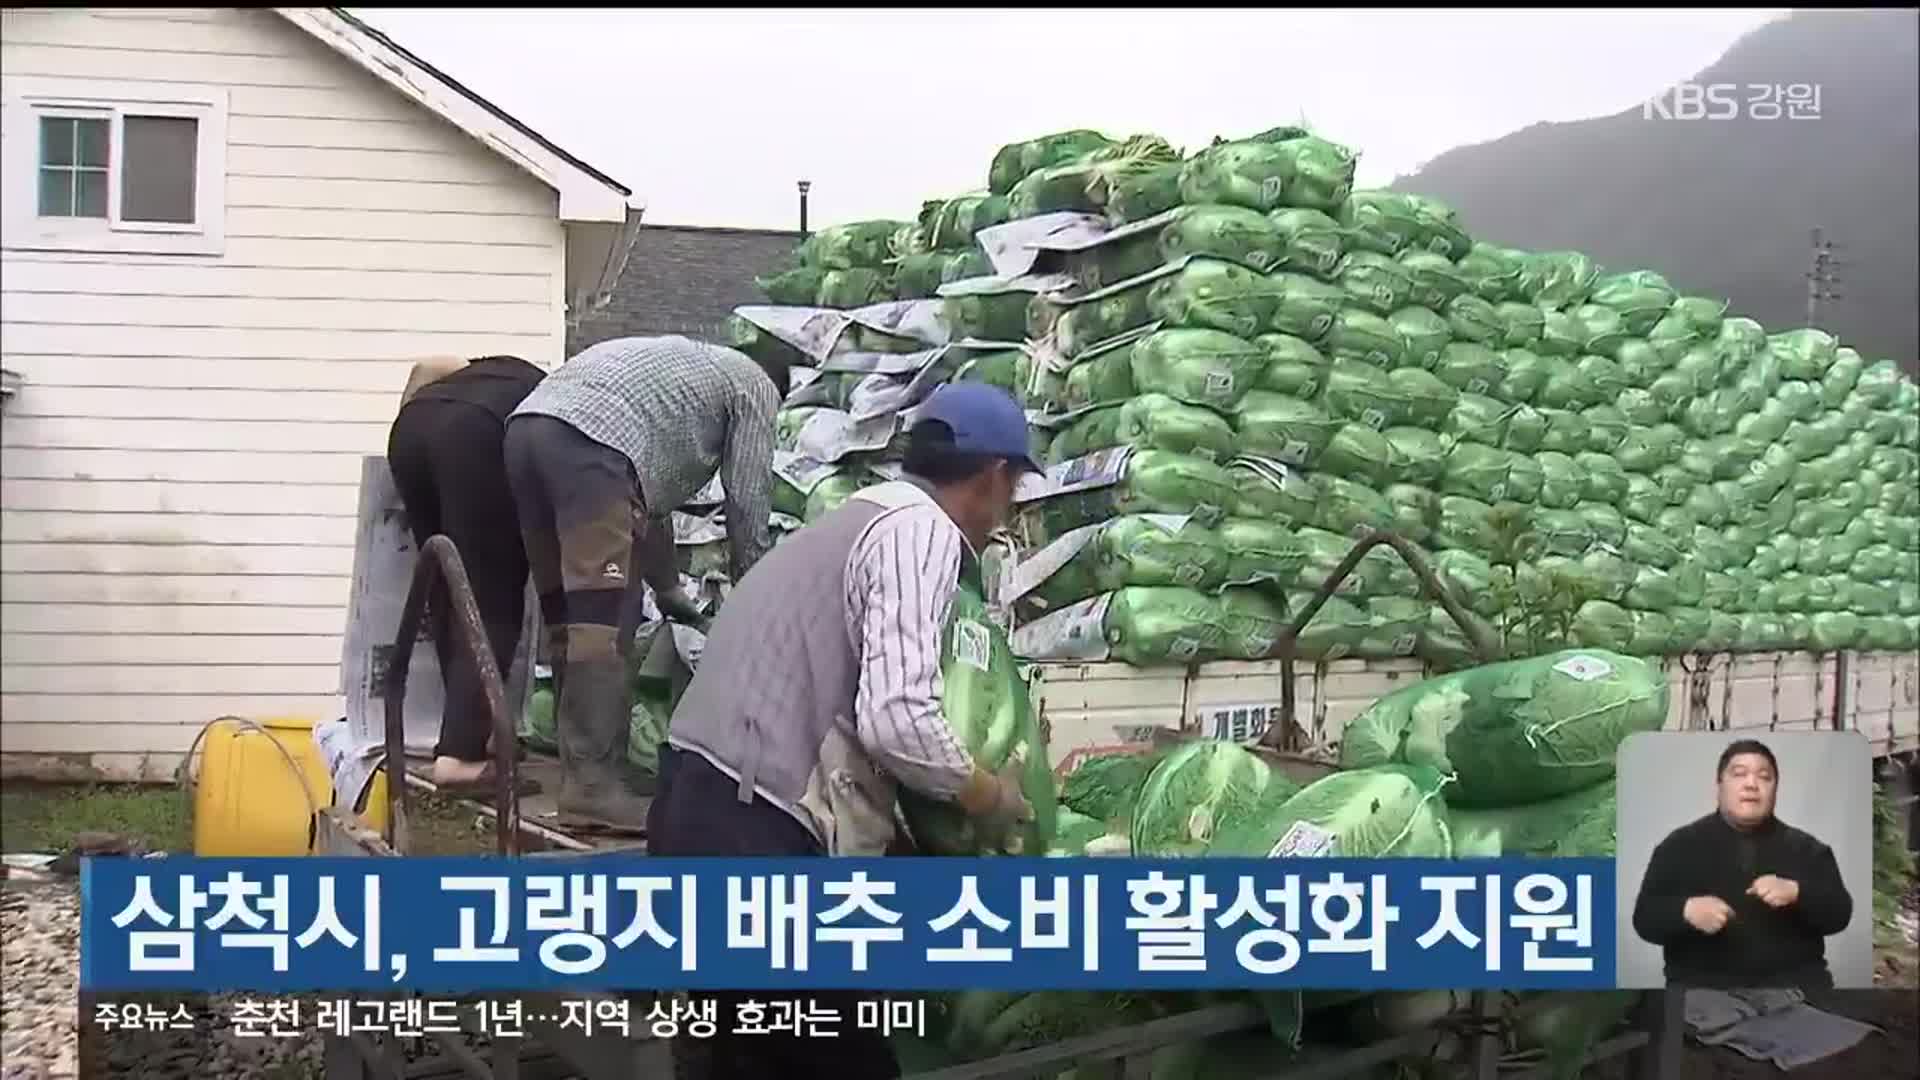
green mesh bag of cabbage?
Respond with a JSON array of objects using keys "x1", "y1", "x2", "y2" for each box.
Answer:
[
  {"x1": 1202, "y1": 763, "x2": 1456, "y2": 858},
  {"x1": 1338, "y1": 649, "x2": 1667, "y2": 808},
  {"x1": 896, "y1": 579, "x2": 1057, "y2": 856},
  {"x1": 1012, "y1": 515, "x2": 1228, "y2": 619},
  {"x1": 1128, "y1": 740, "x2": 1303, "y2": 856},
  {"x1": 520, "y1": 676, "x2": 557, "y2": 755},
  {"x1": 1448, "y1": 779, "x2": 1618, "y2": 856},
  {"x1": 1013, "y1": 450, "x2": 1238, "y2": 546}
]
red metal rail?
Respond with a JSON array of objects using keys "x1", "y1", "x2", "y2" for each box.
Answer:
[
  {"x1": 380, "y1": 533, "x2": 522, "y2": 856},
  {"x1": 1259, "y1": 529, "x2": 1503, "y2": 753}
]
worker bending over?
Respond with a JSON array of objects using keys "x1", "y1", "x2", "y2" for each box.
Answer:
[
  {"x1": 504, "y1": 334, "x2": 784, "y2": 833},
  {"x1": 385, "y1": 355, "x2": 547, "y2": 795},
  {"x1": 649, "y1": 382, "x2": 1039, "y2": 1080}
]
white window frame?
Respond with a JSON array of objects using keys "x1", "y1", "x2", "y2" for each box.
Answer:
[{"x1": 2, "y1": 77, "x2": 227, "y2": 257}]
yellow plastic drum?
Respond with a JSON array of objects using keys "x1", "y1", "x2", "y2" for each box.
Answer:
[{"x1": 189, "y1": 716, "x2": 389, "y2": 856}]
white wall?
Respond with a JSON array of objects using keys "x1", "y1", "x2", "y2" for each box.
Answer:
[{"x1": 0, "y1": 8, "x2": 567, "y2": 779}]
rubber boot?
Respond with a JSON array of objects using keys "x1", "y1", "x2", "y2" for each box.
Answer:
[{"x1": 555, "y1": 654, "x2": 650, "y2": 833}]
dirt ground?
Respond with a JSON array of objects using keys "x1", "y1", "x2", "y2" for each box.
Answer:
[{"x1": 1670, "y1": 879, "x2": 1919, "y2": 1080}]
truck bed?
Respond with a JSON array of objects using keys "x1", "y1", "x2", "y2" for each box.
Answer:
[{"x1": 1033, "y1": 649, "x2": 1920, "y2": 764}]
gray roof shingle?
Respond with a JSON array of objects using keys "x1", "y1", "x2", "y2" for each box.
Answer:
[{"x1": 569, "y1": 224, "x2": 802, "y2": 355}]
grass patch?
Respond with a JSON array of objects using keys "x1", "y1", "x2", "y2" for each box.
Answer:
[
  {"x1": 402, "y1": 791, "x2": 500, "y2": 856},
  {"x1": 1873, "y1": 782, "x2": 1918, "y2": 926},
  {"x1": 0, "y1": 781, "x2": 497, "y2": 857},
  {"x1": 0, "y1": 781, "x2": 190, "y2": 854}
]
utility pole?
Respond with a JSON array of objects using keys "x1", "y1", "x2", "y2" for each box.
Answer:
[{"x1": 1805, "y1": 227, "x2": 1843, "y2": 327}]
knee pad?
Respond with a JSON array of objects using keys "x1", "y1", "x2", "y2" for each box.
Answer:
[{"x1": 562, "y1": 622, "x2": 621, "y2": 663}]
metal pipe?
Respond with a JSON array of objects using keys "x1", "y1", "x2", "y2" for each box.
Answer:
[
  {"x1": 1259, "y1": 529, "x2": 1501, "y2": 752},
  {"x1": 382, "y1": 533, "x2": 521, "y2": 855},
  {"x1": 1832, "y1": 650, "x2": 1849, "y2": 732}
]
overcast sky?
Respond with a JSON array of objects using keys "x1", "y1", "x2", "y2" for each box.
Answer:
[{"x1": 353, "y1": 8, "x2": 1784, "y2": 231}]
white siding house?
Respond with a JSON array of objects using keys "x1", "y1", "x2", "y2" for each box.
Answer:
[{"x1": 0, "y1": 7, "x2": 640, "y2": 780}]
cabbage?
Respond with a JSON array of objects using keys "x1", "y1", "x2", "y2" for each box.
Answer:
[
  {"x1": 1180, "y1": 140, "x2": 1300, "y2": 213},
  {"x1": 1129, "y1": 328, "x2": 1269, "y2": 410},
  {"x1": 1267, "y1": 271, "x2": 1349, "y2": 340},
  {"x1": 1268, "y1": 208, "x2": 1346, "y2": 277},
  {"x1": 1048, "y1": 394, "x2": 1237, "y2": 464},
  {"x1": 1217, "y1": 518, "x2": 1306, "y2": 589},
  {"x1": 900, "y1": 580, "x2": 1055, "y2": 856},
  {"x1": 1449, "y1": 781, "x2": 1617, "y2": 857},
  {"x1": 1059, "y1": 748, "x2": 1166, "y2": 826},
  {"x1": 1154, "y1": 204, "x2": 1286, "y2": 271},
  {"x1": 1207, "y1": 765, "x2": 1453, "y2": 858},
  {"x1": 1130, "y1": 740, "x2": 1301, "y2": 856},
  {"x1": 1148, "y1": 258, "x2": 1279, "y2": 339},
  {"x1": 1339, "y1": 650, "x2": 1667, "y2": 807},
  {"x1": 1219, "y1": 587, "x2": 1290, "y2": 660},
  {"x1": 1232, "y1": 391, "x2": 1342, "y2": 468},
  {"x1": 1254, "y1": 333, "x2": 1331, "y2": 399},
  {"x1": 1104, "y1": 586, "x2": 1229, "y2": 665},
  {"x1": 1023, "y1": 516, "x2": 1228, "y2": 613},
  {"x1": 988, "y1": 130, "x2": 1115, "y2": 194},
  {"x1": 1228, "y1": 458, "x2": 1319, "y2": 525}
]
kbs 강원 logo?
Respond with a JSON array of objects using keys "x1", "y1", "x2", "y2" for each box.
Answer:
[{"x1": 1642, "y1": 83, "x2": 1822, "y2": 121}]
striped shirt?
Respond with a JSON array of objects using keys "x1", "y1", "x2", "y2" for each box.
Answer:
[
  {"x1": 842, "y1": 499, "x2": 977, "y2": 798},
  {"x1": 513, "y1": 335, "x2": 778, "y2": 578}
]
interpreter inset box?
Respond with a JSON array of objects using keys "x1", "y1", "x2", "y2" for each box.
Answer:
[{"x1": 1615, "y1": 731, "x2": 1873, "y2": 990}]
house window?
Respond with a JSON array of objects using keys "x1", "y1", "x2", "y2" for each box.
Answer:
[
  {"x1": 37, "y1": 115, "x2": 110, "y2": 218},
  {"x1": 4, "y1": 78, "x2": 226, "y2": 256}
]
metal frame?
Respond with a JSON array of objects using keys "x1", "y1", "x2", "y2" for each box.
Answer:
[
  {"x1": 1256, "y1": 528, "x2": 1502, "y2": 755},
  {"x1": 378, "y1": 533, "x2": 525, "y2": 857},
  {"x1": 325, "y1": 532, "x2": 1683, "y2": 1080}
]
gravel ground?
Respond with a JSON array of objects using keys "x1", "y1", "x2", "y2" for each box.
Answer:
[
  {"x1": 2, "y1": 872, "x2": 520, "y2": 1080},
  {"x1": 2, "y1": 878, "x2": 77, "y2": 1080}
]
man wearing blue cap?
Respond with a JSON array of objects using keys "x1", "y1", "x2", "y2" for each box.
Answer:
[{"x1": 649, "y1": 381, "x2": 1039, "y2": 1080}]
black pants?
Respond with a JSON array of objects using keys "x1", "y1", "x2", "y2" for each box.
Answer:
[
  {"x1": 648, "y1": 746, "x2": 901, "y2": 1080},
  {"x1": 386, "y1": 399, "x2": 528, "y2": 763}
]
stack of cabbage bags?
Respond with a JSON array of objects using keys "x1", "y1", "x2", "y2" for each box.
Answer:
[
  {"x1": 948, "y1": 123, "x2": 1920, "y2": 669},
  {"x1": 892, "y1": 195, "x2": 1006, "y2": 299},
  {"x1": 725, "y1": 301, "x2": 967, "y2": 526},
  {"x1": 736, "y1": 121, "x2": 1920, "y2": 672},
  {"x1": 755, "y1": 218, "x2": 909, "y2": 309},
  {"x1": 726, "y1": 190, "x2": 1043, "y2": 528}
]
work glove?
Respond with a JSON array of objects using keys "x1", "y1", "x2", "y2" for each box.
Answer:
[
  {"x1": 655, "y1": 588, "x2": 711, "y2": 633},
  {"x1": 960, "y1": 761, "x2": 1034, "y2": 831}
]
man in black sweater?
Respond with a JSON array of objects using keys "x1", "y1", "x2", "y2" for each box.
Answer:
[{"x1": 1631, "y1": 738, "x2": 1854, "y2": 989}]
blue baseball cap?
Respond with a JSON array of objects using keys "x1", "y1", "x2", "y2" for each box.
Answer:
[{"x1": 914, "y1": 382, "x2": 1041, "y2": 472}]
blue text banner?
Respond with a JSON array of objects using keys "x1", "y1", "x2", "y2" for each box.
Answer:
[{"x1": 81, "y1": 856, "x2": 1617, "y2": 992}]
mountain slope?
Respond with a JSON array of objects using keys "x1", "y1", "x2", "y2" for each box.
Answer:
[{"x1": 1399, "y1": 9, "x2": 1918, "y2": 372}]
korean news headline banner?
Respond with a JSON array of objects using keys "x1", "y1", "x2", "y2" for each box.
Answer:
[{"x1": 81, "y1": 857, "x2": 1617, "y2": 992}]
